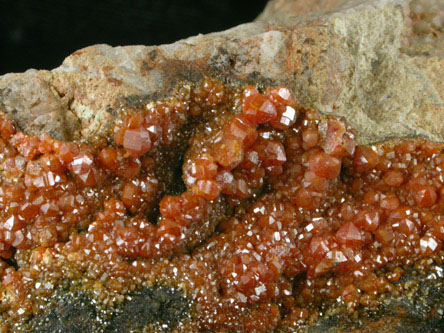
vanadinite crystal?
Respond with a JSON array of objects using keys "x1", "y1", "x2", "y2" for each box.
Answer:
[{"x1": 0, "y1": 78, "x2": 443, "y2": 332}]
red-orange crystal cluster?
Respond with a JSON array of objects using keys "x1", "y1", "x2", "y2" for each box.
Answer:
[{"x1": 0, "y1": 78, "x2": 443, "y2": 331}]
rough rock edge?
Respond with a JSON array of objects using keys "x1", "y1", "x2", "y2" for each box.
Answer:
[{"x1": 0, "y1": 0, "x2": 443, "y2": 145}]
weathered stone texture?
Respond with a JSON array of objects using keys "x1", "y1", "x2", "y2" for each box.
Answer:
[{"x1": 0, "y1": 0, "x2": 443, "y2": 145}]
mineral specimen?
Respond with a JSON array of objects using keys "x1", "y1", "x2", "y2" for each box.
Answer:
[{"x1": 1, "y1": 0, "x2": 444, "y2": 331}]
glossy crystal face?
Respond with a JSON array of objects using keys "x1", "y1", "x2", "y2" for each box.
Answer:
[{"x1": 0, "y1": 78, "x2": 443, "y2": 331}]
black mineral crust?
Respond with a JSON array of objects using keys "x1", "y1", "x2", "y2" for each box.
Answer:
[
  {"x1": 23, "y1": 267, "x2": 444, "y2": 332},
  {"x1": 105, "y1": 286, "x2": 190, "y2": 332},
  {"x1": 26, "y1": 286, "x2": 190, "y2": 333}
]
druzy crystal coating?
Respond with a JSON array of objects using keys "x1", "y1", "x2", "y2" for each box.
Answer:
[{"x1": 0, "y1": 78, "x2": 443, "y2": 331}]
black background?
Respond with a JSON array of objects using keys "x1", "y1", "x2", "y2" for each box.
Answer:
[{"x1": 0, "y1": 0, "x2": 268, "y2": 75}]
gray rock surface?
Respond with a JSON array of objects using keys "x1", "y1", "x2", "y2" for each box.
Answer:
[
  {"x1": 1, "y1": 0, "x2": 443, "y2": 145},
  {"x1": 27, "y1": 286, "x2": 189, "y2": 333}
]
